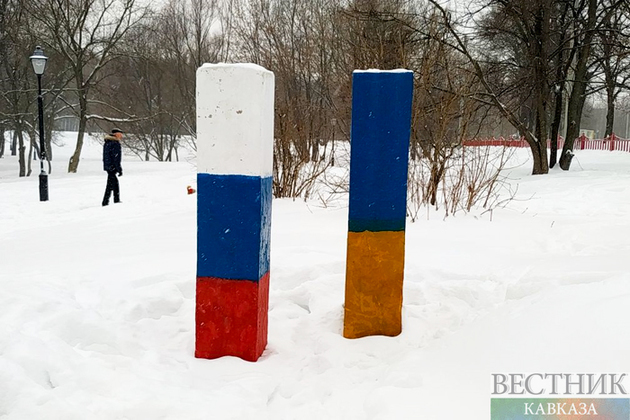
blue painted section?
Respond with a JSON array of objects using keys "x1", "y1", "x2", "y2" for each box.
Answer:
[
  {"x1": 348, "y1": 71, "x2": 413, "y2": 233},
  {"x1": 197, "y1": 174, "x2": 272, "y2": 281},
  {"x1": 348, "y1": 219, "x2": 405, "y2": 233}
]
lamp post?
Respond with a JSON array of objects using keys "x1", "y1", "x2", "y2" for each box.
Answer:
[{"x1": 29, "y1": 46, "x2": 49, "y2": 201}]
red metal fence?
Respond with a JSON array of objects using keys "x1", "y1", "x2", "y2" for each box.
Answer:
[{"x1": 463, "y1": 133, "x2": 630, "y2": 152}]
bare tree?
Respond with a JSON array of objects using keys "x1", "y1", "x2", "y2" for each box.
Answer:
[
  {"x1": 548, "y1": 1, "x2": 573, "y2": 167},
  {"x1": 27, "y1": 0, "x2": 146, "y2": 173},
  {"x1": 231, "y1": 0, "x2": 341, "y2": 198},
  {"x1": 0, "y1": 0, "x2": 7, "y2": 160},
  {"x1": 419, "y1": 0, "x2": 553, "y2": 174},
  {"x1": 558, "y1": 0, "x2": 628, "y2": 169},
  {"x1": 417, "y1": 0, "x2": 626, "y2": 173},
  {"x1": 593, "y1": 2, "x2": 630, "y2": 137},
  {"x1": 160, "y1": 0, "x2": 225, "y2": 142},
  {"x1": 408, "y1": 11, "x2": 485, "y2": 205},
  {"x1": 558, "y1": 0, "x2": 598, "y2": 169},
  {"x1": 0, "y1": 0, "x2": 35, "y2": 176},
  {"x1": 104, "y1": 0, "x2": 225, "y2": 159}
]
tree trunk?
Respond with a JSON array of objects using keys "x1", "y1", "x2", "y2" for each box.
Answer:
[
  {"x1": 604, "y1": 83, "x2": 615, "y2": 137},
  {"x1": 27, "y1": 133, "x2": 34, "y2": 177},
  {"x1": 11, "y1": 130, "x2": 17, "y2": 155},
  {"x1": 549, "y1": 90, "x2": 563, "y2": 168},
  {"x1": 330, "y1": 136, "x2": 335, "y2": 167},
  {"x1": 45, "y1": 109, "x2": 54, "y2": 160},
  {"x1": 31, "y1": 133, "x2": 40, "y2": 160},
  {"x1": 550, "y1": 4, "x2": 569, "y2": 169},
  {"x1": 0, "y1": 125, "x2": 4, "y2": 158},
  {"x1": 17, "y1": 129, "x2": 25, "y2": 177},
  {"x1": 311, "y1": 139, "x2": 320, "y2": 162},
  {"x1": 428, "y1": 156, "x2": 444, "y2": 206},
  {"x1": 68, "y1": 102, "x2": 87, "y2": 173},
  {"x1": 410, "y1": 138, "x2": 419, "y2": 161},
  {"x1": 530, "y1": 138, "x2": 548, "y2": 175},
  {"x1": 550, "y1": 55, "x2": 567, "y2": 169},
  {"x1": 560, "y1": 80, "x2": 588, "y2": 170},
  {"x1": 560, "y1": 0, "x2": 597, "y2": 171},
  {"x1": 532, "y1": 134, "x2": 549, "y2": 175},
  {"x1": 166, "y1": 135, "x2": 178, "y2": 162},
  {"x1": 532, "y1": 0, "x2": 550, "y2": 175},
  {"x1": 165, "y1": 143, "x2": 172, "y2": 162}
]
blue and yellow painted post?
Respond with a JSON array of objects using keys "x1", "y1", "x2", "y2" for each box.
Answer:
[
  {"x1": 195, "y1": 64, "x2": 274, "y2": 361},
  {"x1": 344, "y1": 70, "x2": 414, "y2": 339}
]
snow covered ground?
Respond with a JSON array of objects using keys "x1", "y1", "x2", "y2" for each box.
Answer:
[{"x1": 1, "y1": 132, "x2": 630, "y2": 419}]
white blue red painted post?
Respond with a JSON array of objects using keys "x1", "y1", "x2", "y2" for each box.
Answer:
[{"x1": 195, "y1": 64, "x2": 274, "y2": 362}]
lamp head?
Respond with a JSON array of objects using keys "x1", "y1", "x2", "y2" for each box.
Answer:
[{"x1": 29, "y1": 46, "x2": 48, "y2": 76}]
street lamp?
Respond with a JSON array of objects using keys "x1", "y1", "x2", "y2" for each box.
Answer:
[{"x1": 29, "y1": 46, "x2": 49, "y2": 201}]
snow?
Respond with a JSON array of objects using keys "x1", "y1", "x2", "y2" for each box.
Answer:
[{"x1": 1, "y1": 132, "x2": 630, "y2": 419}]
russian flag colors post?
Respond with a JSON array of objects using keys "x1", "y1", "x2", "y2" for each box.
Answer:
[
  {"x1": 343, "y1": 70, "x2": 414, "y2": 339},
  {"x1": 195, "y1": 64, "x2": 274, "y2": 362}
]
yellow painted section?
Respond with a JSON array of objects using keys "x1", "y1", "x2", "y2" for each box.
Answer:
[{"x1": 344, "y1": 231, "x2": 405, "y2": 339}]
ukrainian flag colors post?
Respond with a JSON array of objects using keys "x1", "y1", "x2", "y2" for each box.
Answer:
[
  {"x1": 344, "y1": 70, "x2": 414, "y2": 339},
  {"x1": 195, "y1": 64, "x2": 274, "y2": 362}
]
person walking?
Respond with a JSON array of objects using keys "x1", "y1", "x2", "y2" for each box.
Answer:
[{"x1": 102, "y1": 128, "x2": 123, "y2": 206}]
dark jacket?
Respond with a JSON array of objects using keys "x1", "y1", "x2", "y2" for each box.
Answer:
[{"x1": 103, "y1": 135, "x2": 122, "y2": 173}]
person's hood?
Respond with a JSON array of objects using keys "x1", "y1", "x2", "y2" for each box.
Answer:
[{"x1": 104, "y1": 135, "x2": 119, "y2": 141}]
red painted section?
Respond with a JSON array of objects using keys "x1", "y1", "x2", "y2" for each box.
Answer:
[{"x1": 195, "y1": 272, "x2": 269, "y2": 362}]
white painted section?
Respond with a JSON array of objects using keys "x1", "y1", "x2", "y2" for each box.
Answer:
[
  {"x1": 200, "y1": 62, "x2": 269, "y2": 72},
  {"x1": 197, "y1": 64, "x2": 274, "y2": 177}
]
